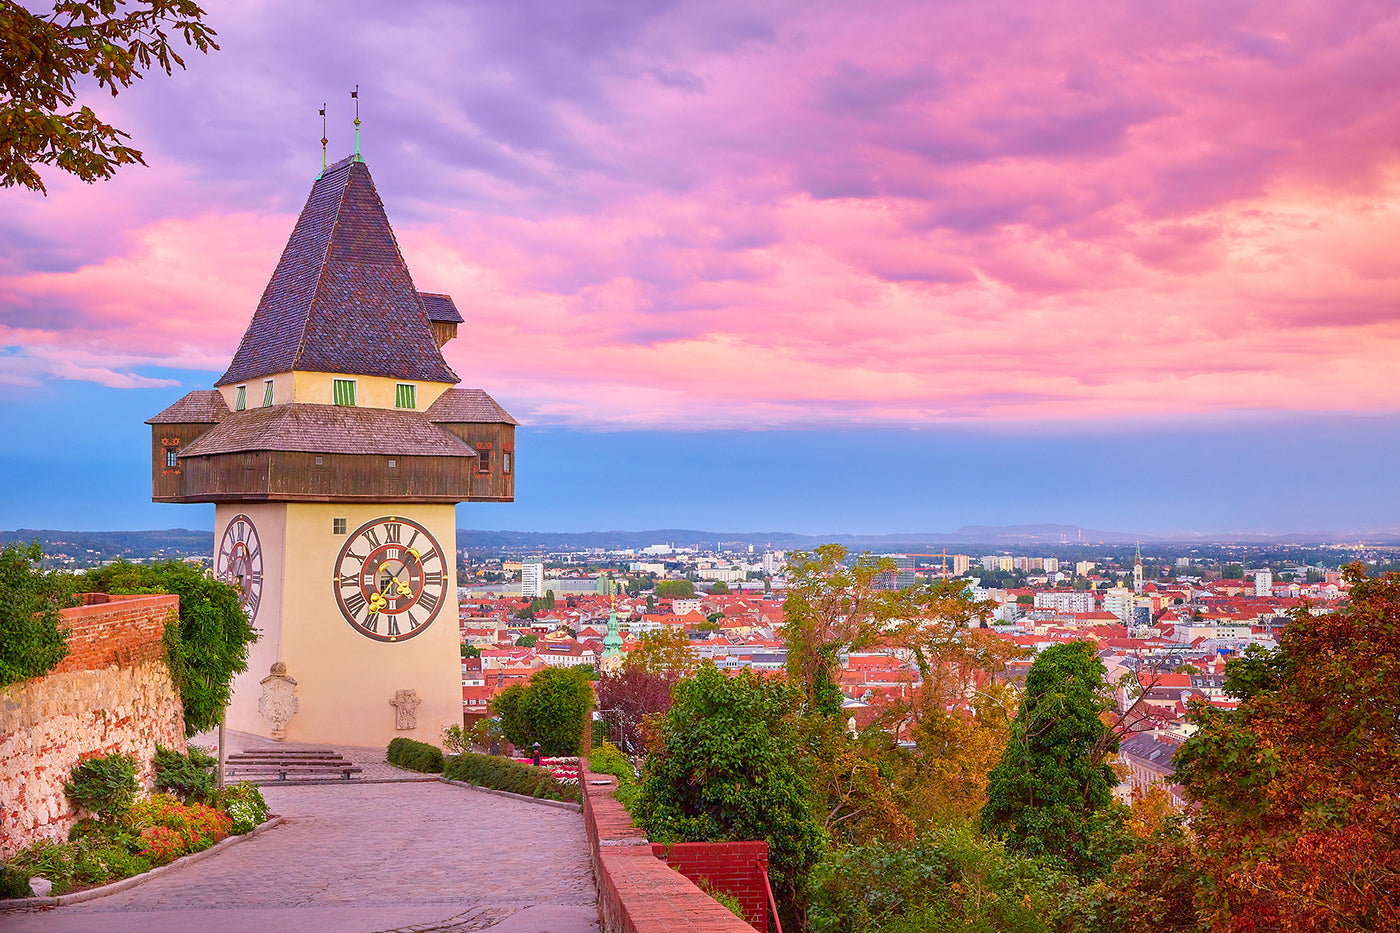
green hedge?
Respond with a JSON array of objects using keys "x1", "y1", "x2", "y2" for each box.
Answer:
[
  {"x1": 386, "y1": 737, "x2": 444, "y2": 774},
  {"x1": 443, "y1": 752, "x2": 580, "y2": 803}
]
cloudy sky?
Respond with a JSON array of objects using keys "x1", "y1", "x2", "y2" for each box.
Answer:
[{"x1": 3, "y1": 0, "x2": 1399, "y2": 535}]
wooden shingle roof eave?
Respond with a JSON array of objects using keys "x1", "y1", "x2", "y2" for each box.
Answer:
[
  {"x1": 177, "y1": 403, "x2": 478, "y2": 458},
  {"x1": 425, "y1": 387, "x2": 519, "y2": 426},
  {"x1": 146, "y1": 390, "x2": 229, "y2": 424}
]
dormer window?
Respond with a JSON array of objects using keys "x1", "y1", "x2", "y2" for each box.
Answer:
[
  {"x1": 395, "y1": 383, "x2": 416, "y2": 409},
  {"x1": 262, "y1": 379, "x2": 274, "y2": 407},
  {"x1": 333, "y1": 379, "x2": 356, "y2": 406},
  {"x1": 234, "y1": 385, "x2": 247, "y2": 410}
]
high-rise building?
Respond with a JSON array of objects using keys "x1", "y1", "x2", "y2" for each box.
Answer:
[
  {"x1": 1042, "y1": 557, "x2": 1059, "y2": 573},
  {"x1": 522, "y1": 561, "x2": 545, "y2": 598},
  {"x1": 1254, "y1": 569, "x2": 1273, "y2": 598},
  {"x1": 951, "y1": 554, "x2": 971, "y2": 575}
]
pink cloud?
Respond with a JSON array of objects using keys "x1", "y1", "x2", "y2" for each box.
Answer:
[{"x1": 2, "y1": 0, "x2": 1399, "y2": 426}]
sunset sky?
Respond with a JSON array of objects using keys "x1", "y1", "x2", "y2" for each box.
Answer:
[{"x1": 3, "y1": 0, "x2": 1400, "y2": 536}]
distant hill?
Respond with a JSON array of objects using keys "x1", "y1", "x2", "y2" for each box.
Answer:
[{"x1": 0, "y1": 528, "x2": 213, "y2": 565}]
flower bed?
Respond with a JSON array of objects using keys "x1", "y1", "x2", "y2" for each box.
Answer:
[
  {"x1": 1, "y1": 749, "x2": 271, "y2": 899},
  {"x1": 510, "y1": 756, "x2": 580, "y2": 784}
]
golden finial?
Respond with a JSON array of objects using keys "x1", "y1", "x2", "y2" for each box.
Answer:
[{"x1": 318, "y1": 103, "x2": 328, "y2": 175}]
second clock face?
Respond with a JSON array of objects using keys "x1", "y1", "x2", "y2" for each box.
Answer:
[
  {"x1": 333, "y1": 516, "x2": 447, "y2": 642},
  {"x1": 216, "y1": 513, "x2": 263, "y2": 624}
]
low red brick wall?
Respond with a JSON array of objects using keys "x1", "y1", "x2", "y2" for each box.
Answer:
[
  {"x1": 52, "y1": 593, "x2": 176, "y2": 674},
  {"x1": 653, "y1": 841, "x2": 770, "y2": 931},
  {"x1": 580, "y1": 765, "x2": 763, "y2": 933}
]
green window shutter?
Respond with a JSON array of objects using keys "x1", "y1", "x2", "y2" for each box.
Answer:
[
  {"x1": 395, "y1": 383, "x2": 416, "y2": 409},
  {"x1": 234, "y1": 385, "x2": 246, "y2": 411},
  {"x1": 262, "y1": 380, "x2": 274, "y2": 407},
  {"x1": 333, "y1": 379, "x2": 356, "y2": 406}
]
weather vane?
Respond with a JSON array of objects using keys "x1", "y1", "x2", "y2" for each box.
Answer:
[
  {"x1": 318, "y1": 102, "x2": 328, "y2": 174},
  {"x1": 351, "y1": 85, "x2": 362, "y2": 160}
]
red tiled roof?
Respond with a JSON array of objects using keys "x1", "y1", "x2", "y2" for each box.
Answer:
[
  {"x1": 178, "y1": 403, "x2": 477, "y2": 457},
  {"x1": 425, "y1": 387, "x2": 518, "y2": 425},
  {"x1": 146, "y1": 390, "x2": 229, "y2": 424},
  {"x1": 218, "y1": 157, "x2": 458, "y2": 387}
]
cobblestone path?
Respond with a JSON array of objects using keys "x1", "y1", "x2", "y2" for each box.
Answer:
[{"x1": 2, "y1": 782, "x2": 598, "y2": 933}]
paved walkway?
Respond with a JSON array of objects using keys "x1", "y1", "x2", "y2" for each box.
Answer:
[{"x1": 3, "y1": 782, "x2": 599, "y2": 933}]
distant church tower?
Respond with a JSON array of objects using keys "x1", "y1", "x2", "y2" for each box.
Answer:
[
  {"x1": 1132, "y1": 542, "x2": 1144, "y2": 595},
  {"x1": 147, "y1": 153, "x2": 517, "y2": 746}
]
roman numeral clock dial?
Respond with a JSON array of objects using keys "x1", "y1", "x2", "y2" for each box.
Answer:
[
  {"x1": 333, "y1": 517, "x2": 447, "y2": 642},
  {"x1": 217, "y1": 514, "x2": 264, "y2": 623}
]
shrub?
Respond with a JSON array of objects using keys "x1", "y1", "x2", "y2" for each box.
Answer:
[
  {"x1": 127, "y1": 793, "x2": 231, "y2": 856},
  {"x1": 216, "y1": 781, "x2": 270, "y2": 834},
  {"x1": 387, "y1": 737, "x2": 445, "y2": 773},
  {"x1": 0, "y1": 863, "x2": 32, "y2": 899},
  {"x1": 65, "y1": 753, "x2": 138, "y2": 821},
  {"x1": 586, "y1": 742, "x2": 635, "y2": 783},
  {"x1": 0, "y1": 541, "x2": 74, "y2": 688},
  {"x1": 136, "y1": 825, "x2": 186, "y2": 865},
  {"x1": 75, "y1": 846, "x2": 150, "y2": 883},
  {"x1": 808, "y1": 824, "x2": 1094, "y2": 933},
  {"x1": 491, "y1": 666, "x2": 593, "y2": 756},
  {"x1": 154, "y1": 745, "x2": 217, "y2": 803},
  {"x1": 443, "y1": 752, "x2": 581, "y2": 802},
  {"x1": 69, "y1": 818, "x2": 137, "y2": 853}
]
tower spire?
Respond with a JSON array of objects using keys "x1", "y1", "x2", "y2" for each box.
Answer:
[
  {"x1": 318, "y1": 103, "x2": 328, "y2": 176},
  {"x1": 351, "y1": 85, "x2": 362, "y2": 162}
]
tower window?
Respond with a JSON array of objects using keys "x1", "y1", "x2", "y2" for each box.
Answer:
[
  {"x1": 333, "y1": 517, "x2": 348, "y2": 535},
  {"x1": 332, "y1": 379, "x2": 356, "y2": 406},
  {"x1": 503, "y1": 449, "x2": 512, "y2": 474},
  {"x1": 234, "y1": 385, "x2": 247, "y2": 411},
  {"x1": 476, "y1": 446, "x2": 492, "y2": 473},
  {"x1": 262, "y1": 379, "x2": 274, "y2": 407},
  {"x1": 395, "y1": 383, "x2": 416, "y2": 409}
]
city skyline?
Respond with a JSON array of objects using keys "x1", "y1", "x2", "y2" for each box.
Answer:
[{"x1": 3, "y1": 1, "x2": 1399, "y2": 534}]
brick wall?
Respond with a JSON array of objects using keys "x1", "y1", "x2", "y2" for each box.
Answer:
[
  {"x1": 653, "y1": 841, "x2": 770, "y2": 931},
  {"x1": 580, "y1": 764, "x2": 767, "y2": 933},
  {"x1": 0, "y1": 594, "x2": 186, "y2": 857}
]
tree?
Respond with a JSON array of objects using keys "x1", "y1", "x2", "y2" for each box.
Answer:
[
  {"x1": 1173, "y1": 563, "x2": 1400, "y2": 932},
  {"x1": 514, "y1": 634, "x2": 537, "y2": 648},
  {"x1": 625, "y1": 627, "x2": 698, "y2": 677},
  {"x1": 82, "y1": 560, "x2": 257, "y2": 735},
  {"x1": 0, "y1": 540, "x2": 74, "y2": 686},
  {"x1": 979, "y1": 640, "x2": 1124, "y2": 881},
  {"x1": 781, "y1": 545, "x2": 920, "y2": 716},
  {"x1": 2, "y1": 0, "x2": 218, "y2": 193},
  {"x1": 655, "y1": 579, "x2": 696, "y2": 599},
  {"x1": 708, "y1": 580, "x2": 730, "y2": 595},
  {"x1": 593, "y1": 665, "x2": 675, "y2": 754},
  {"x1": 490, "y1": 666, "x2": 593, "y2": 756},
  {"x1": 635, "y1": 663, "x2": 827, "y2": 925},
  {"x1": 460, "y1": 644, "x2": 480, "y2": 658}
]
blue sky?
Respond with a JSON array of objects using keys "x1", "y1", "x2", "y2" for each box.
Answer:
[{"x1": 4, "y1": 373, "x2": 1397, "y2": 536}]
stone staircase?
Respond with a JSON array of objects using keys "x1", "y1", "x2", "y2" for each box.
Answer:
[{"x1": 224, "y1": 748, "x2": 364, "y2": 785}]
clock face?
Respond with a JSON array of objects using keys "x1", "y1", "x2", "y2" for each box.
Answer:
[
  {"x1": 216, "y1": 513, "x2": 263, "y2": 623},
  {"x1": 333, "y1": 516, "x2": 448, "y2": 642}
]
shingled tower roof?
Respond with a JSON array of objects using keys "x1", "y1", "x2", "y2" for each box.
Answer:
[{"x1": 218, "y1": 156, "x2": 459, "y2": 386}]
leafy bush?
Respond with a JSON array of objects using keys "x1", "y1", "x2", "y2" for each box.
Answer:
[
  {"x1": 69, "y1": 817, "x2": 137, "y2": 852},
  {"x1": 586, "y1": 741, "x2": 635, "y2": 783},
  {"x1": 216, "y1": 781, "x2": 270, "y2": 834},
  {"x1": 153, "y1": 745, "x2": 217, "y2": 803},
  {"x1": 0, "y1": 541, "x2": 73, "y2": 687},
  {"x1": 808, "y1": 824, "x2": 1094, "y2": 933},
  {"x1": 75, "y1": 846, "x2": 150, "y2": 883},
  {"x1": 81, "y1": 560, "x2": 258, "y2": 735},
  {"x1": 65, "y1": 753, "x2": 138, "y2": 820},
  {"x1": 387, "y1": 737, "x2": 445, "y2": 773},
  {"x1": 443, "y1": 752, "x2": 581, "y2": 802},
  {"x1": 0, "y1": 863, "x2": 32, "y2": 898},
  {"x1": 127, "y1": 793, "x2": 232, "y2": 859}
]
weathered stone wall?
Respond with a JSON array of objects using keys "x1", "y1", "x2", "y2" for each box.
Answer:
[{"x1": 0, "y1": 594, "x2": 186, "y2": 857}]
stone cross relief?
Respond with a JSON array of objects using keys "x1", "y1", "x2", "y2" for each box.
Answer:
[
  {"x1": 390, "y1": 688, "x2": 421, "y2": 730},
  {"x1": 258, "y1": 661, "x2": 298, "y2": 739}
]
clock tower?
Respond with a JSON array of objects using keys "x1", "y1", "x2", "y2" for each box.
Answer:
[{"x1": 147, "y1": 154, "x2": 516, "y2": 746}]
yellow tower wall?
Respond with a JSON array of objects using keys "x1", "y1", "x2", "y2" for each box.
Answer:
[{"x1": 221, "y1": 502, "x2": 461, "y2": 749}]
